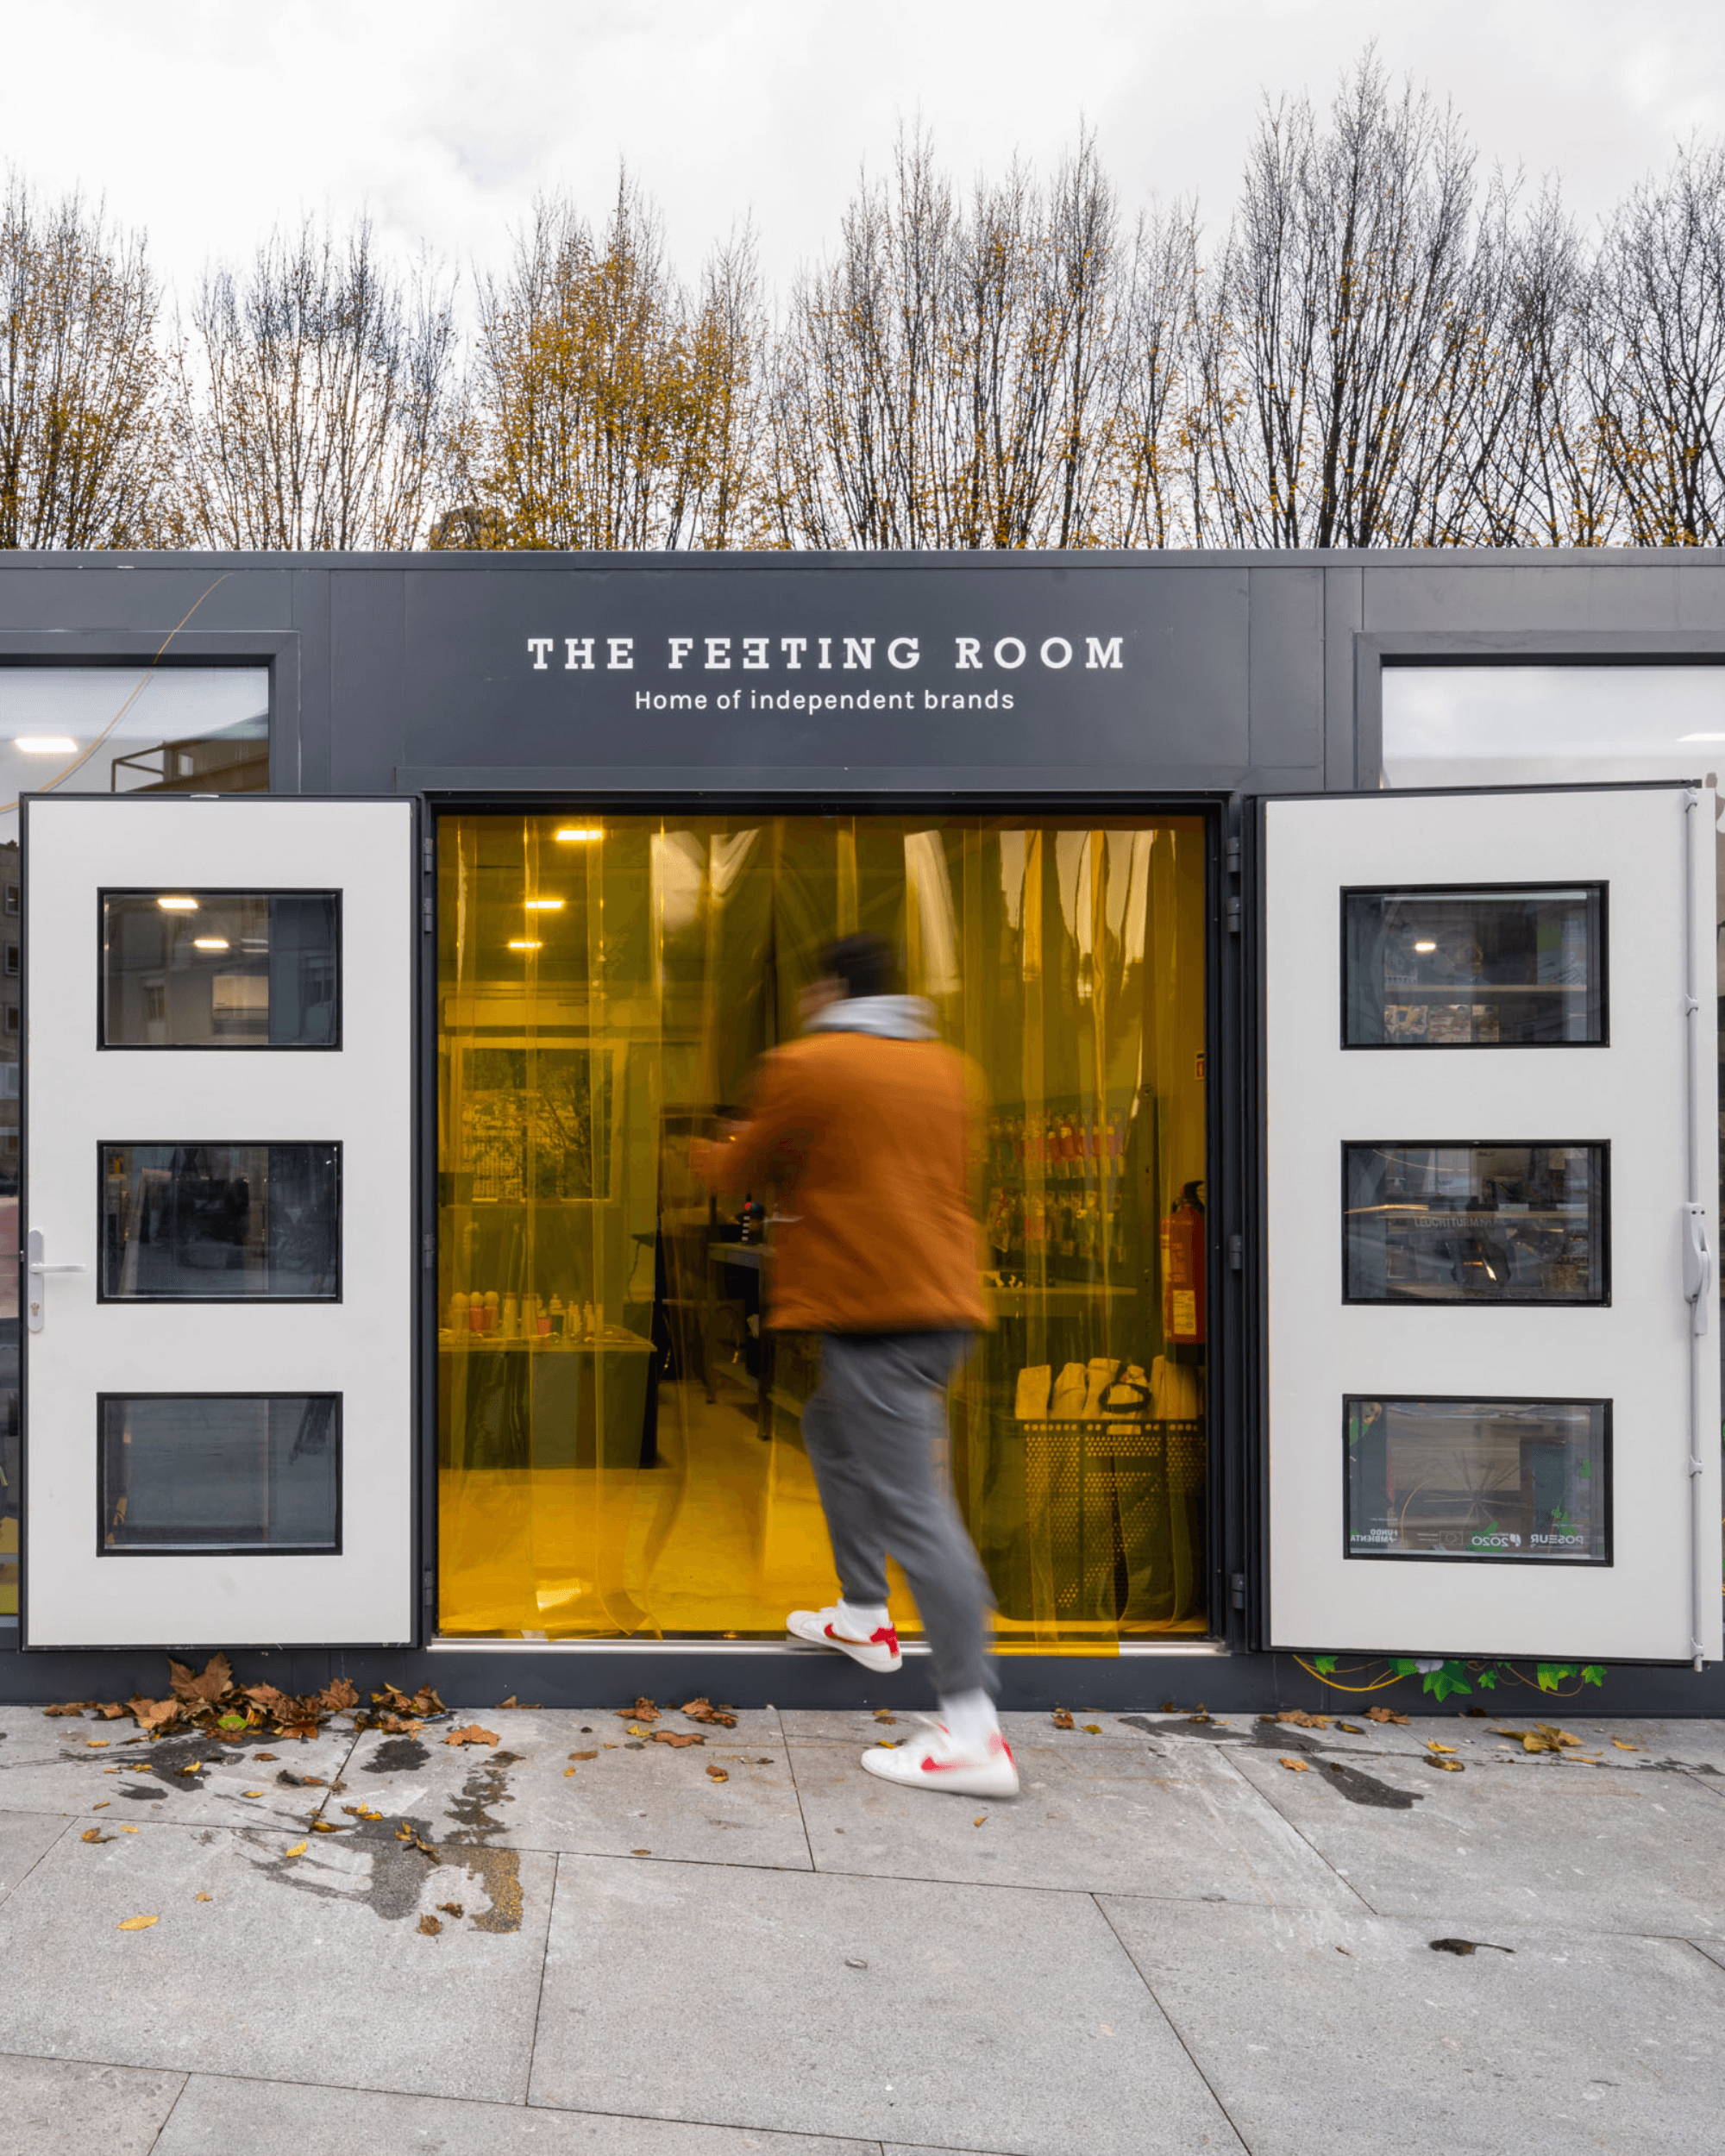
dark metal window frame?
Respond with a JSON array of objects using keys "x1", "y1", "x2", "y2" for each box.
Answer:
[
  {"x1": 1341, "y1": 1390, "x2": 1614, "y2": 1569},
  {"x1": 96, "y1": 1139, "x2": 343, "y2": 1306},
  {"x1": 1339, "y1": 1138, "x2": 1611, "y2": 1307},
  {"x1": 96, "y1": 1388, "x2": 343, "y2": 1558},
  {"x1": 1339, "y1": 879, "x2": 1609, "y2": 1051},
  {"x1": 97, "y1": 887, "x2": 344, "y2": 1052}
]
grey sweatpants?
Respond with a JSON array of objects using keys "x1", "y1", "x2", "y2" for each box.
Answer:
[{"x1": 800, "y1": 1330, "x2": 995, "y2": 1700}]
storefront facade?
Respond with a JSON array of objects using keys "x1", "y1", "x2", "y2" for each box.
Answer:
[{"x1": 0, "y1": 548, "x2": 1720, "y2": 1711}]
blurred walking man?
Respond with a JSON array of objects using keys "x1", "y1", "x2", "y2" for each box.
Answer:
[{"x1": 693, "y1": 934, "x2": 1016, "y2": 1798}]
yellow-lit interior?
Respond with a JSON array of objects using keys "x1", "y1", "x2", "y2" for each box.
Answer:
[{"x1": 436, "y1": 811, "x2": 1210, "y2": 1648}]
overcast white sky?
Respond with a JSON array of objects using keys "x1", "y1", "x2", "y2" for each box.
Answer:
[{"x1": 4, "y1": 0, "x2": 1723, "y2": 299}]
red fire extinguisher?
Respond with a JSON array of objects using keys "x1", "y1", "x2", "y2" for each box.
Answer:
[{"x1": 1161, "y1": 1181, "x2": 1207, "y2": 1346}]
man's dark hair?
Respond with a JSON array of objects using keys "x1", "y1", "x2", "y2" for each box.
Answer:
[{"x1": 817, "y1": 932, "x2": 901, "y2": 1000}]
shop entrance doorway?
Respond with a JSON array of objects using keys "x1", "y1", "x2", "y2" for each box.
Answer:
[{"x1": 435, "y1": 809, "x2": 1212, "y2": 1649}]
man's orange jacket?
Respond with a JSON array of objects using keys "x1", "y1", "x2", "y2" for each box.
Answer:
[{"x1": 691, "y1": 1025, "x2": 988, "y2": 1335}]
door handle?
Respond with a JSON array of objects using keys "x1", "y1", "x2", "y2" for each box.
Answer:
[
  {"x1": 24, "y1": 1229, "x2": 87, "y2": 1334},
  {"x1": 1683, "y1": 1203, "x2": 1714, "y2": 1338}
]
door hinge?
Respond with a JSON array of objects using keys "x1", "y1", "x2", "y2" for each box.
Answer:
[
  {"x1": 1229, "y1": 1571, "x2": 1247, "y2": 1610},
  {"x1": 422, "y1": 1231, "x2": 436, "y2": 1271},
  {"x1": 1227, "y1": 1232, "x2": 1243, "y2": 1272},
  {"x1": 1226, "y1": 894, "x2": 1242, "y2": 934},
  {"x1": 422, "y1": 1565, "x2": 436, "y2": 1608},
  {"x1": 422, "y1": 833, "x2": 436, "y2": 874},
  {"x1": 422, "y1": 893, "x2": 435, "y2": 934},
  {"x1": 1225, "y1": 836, "x2": 1241, "y2": 876}
]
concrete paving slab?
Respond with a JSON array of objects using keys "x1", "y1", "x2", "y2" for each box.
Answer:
[
  {"x1": 790, "y1": 1740, "x2": 1361, "y2": 1907},
  {"x1": 1229, "y1": 1748, "x2": 1725, "y2": 1935},
  {"x1": 1100, "y1": 1897, "x2": 1724, "y2": 2156},
  {"x1": 0, "y1": 2050, "x2": 185, "y2": 2156},
  {"x1": 0, "y1": 1706, "x2": 361, "y2": 1828},
  {"x1": 343, "y1": 1712, "x2": 810, "y2": 1870},
  {"x1": 781, "y1": 1706, "x2": 1192, "y2": 1748},
  {"x1": 530, "y1": 1854, "x2": 1242, "y2": 2156},
  {"x1": 154, "y1": 2073, "x2": 873, "y2": 2154},
  {"x1": 0, "y1": 1813, "x2": 71, "y2": 1902},
  {"x1": 0, "y1": 1816, "x2": 554, "y2": 2102}
]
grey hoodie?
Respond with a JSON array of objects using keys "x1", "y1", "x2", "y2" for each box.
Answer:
[{"x1": 806, "y1": 993, "x2": 938, "y2": 1042}]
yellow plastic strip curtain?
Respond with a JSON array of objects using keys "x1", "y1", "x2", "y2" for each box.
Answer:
[{"x1": 436, "y1": 811, "x2": 1208, "y2": 1645}]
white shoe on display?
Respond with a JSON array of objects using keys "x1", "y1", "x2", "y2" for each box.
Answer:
[
  {"x1": 860, "y1": 1718, "x2": 1019, "y2": 1798},
  {"x1": 786, "y1": 1605, "x2": 903, "y2": 1672}
]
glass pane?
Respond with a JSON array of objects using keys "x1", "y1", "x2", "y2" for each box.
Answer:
[
  {"x1": 99, "y1": 1395, "x2": 339, "y2": 1553},
  {"x1": 436, "y1": 812, "x2": 1209, "y2": 1646},
  {"x1": 1344, "y1": 886, "x2": 1603, "y2": 1047},
  {"x1": 101, "y1": 1144, "x2": 340, "y2": 1300},
  {"x1": 1344, "y1": 1144, "x2": 1606, "y2": 1303},
  {"x1": 1346, "y1": 1397, "x2": 1609, "y2": 1562},
  {"x1": 101, "y1": 892, "x2": 339, "y2": 1047},
  {"x1": 0, "y1": 667, "x2": 270, "y2": 1615}
]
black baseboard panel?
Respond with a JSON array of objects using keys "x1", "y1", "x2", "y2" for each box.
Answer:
[{"x1": 1, "y1": 1636, "x2": 1722, "y2": 1718}]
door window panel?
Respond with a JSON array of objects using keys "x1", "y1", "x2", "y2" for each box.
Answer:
[
  {"x1": 1345, "y1": 1396, "x2": 1609, "y2": 1563},
  {"x1": 1343, "y1": 885, "x2": 1604, "y2": 1046},
  {"x1": 101, "y1": 892, "x2": 340, "y2": 1047},
  {"x1": 1343, "y1": 1144, "x2": 1607, "y2": 1303},
  {"x1": 101, "y1": 1144, "x2": 340, "y2": 1300},
  {"x1": 436, "y1": 811, "x2": 1211, "y2": 1646},
  {"x1": 98, "y1": 1394, "x2": 340, "y2": 1553}
]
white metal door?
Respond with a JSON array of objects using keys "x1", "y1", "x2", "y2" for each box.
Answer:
[
  {"x1": 1262, "y1": 783, "x2": 1720, "y2": 1664},
  {"x1": 22, "y1": 795, "x2": 416, "y2": 1647}
]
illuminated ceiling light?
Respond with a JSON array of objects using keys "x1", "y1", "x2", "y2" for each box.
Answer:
[
  {"x1": 156, "y1": 896, "x2": 199, "y2": 912},
  {"x1": 191, "y1": 937, "x2": 230, "y2": 951},
  {"x1": 524, "y1": 897, "x2": 566, "y2": 910},
  {"x1": 507, "y1": 938, "x2": 543, "y2": 951},
  {"x1": 1678, "y1": 732, "x2": 1725, "y2": 742},
  {"x1": 1412, "y1": 939, "x2": 1437, "y2": 953},
  {"x1": 13, "y1": 736, "x2": 78, "y2": 754},
  {"x1": 555, "y1": 826, "x2": 604, "y2": 843}
]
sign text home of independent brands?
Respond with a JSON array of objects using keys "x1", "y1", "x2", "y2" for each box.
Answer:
[{"x1": 526, "y1": 631, "x2": 1126, "y2": 715}]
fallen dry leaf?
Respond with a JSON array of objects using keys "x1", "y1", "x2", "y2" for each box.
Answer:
[
  {"x1": 623, "y1": 1724, "x2": 650, "y2": 1739},
  {"x1": 1612, "y1": 1739, "x2": 1640, "y2": 1752},
  {"x1": 96, "y1": 1702, "x2": 128, "y2": 1720},
  {"x1": 1276, "y1": 1709, "x2": 1332, "y2": 1730},
  {"x1": 80, "y1": 1829, "x2": 112, "y2": 1843},
  {"x1": 563, "y1": 1767, "x2": 578, "y2": 1777},
  {"x1": 444, "y1": 1724, "x2": 500, "y2": 1748},
  {"x1": 243, "y1": 1791, "x2": 263, "y2": 1800},
  {"x1": 618, "y1": 1696, "x2": 660, "y2": 1724},
  {"x1": 874, "y1": 1708, "x2": 899, "y2": 1725},
  {"x1": 311, "y1": 1821, "x2": 342, "y2": 1834},
  {"x1": 1051, "y1": 1708, "x2": 1076, "y2": 1729},
  {"x1": 1429, "y1": 1758, "x2": 1465, "y2": 1772},
  {"x1": 1336, "y1": 1721, "x2": 1364, "y2": 1734},
  {"x1": 92, "y1": 1802, "x2": 109, "y2": 1810},
  {"x1": 1364, "y1": 1708, "x2": 1410, "y2": 1725},
  {"x1": 568, "y1": 1750, "x2": 598, "y2": 1761},
  {"x1": 973, "y1": 1815, "x2": 987, "y2": 1826},
  {"x1": 652, "y1": 1730, "x2": 705, "y2": 1748},
  {"x1": 1426, "y1": 1741, "x2": 1458, "y2": 1755},
  {"x1": 43, "y1": 1702, "x2": 92, "y2": 1717},
  {"x1": 254, "y1": 1752, "x2": 278, "y2": 1763},
  {"x1": 170, "y1": 1652, "x2": 234, "y2": 1708},
  {"x1": 1491, "y1": 1722, "x2": 1581, "y2": 1754},
  {"x1": 85, "y1": 1740, "x2": 110, "y2": 1750},
  {"x1": 179, "y1": 1762, "x2": 203, "y2": 1775},
  {"x1": 437, "y1": 1901, "x2": 464, "y2": 1918},
  {"x1": 631, "y1": 1847, "x2": 650, "y2": 1855},
  {"x1": 417, "y1": 1914, "x2": 442, "y2": 1937},
  {"x1": 118, "y1": 1825, "x2": 138, "y2": 1834},
  {"x1": 116, "y1": 1915, "x2": 158, "y2": 1932},
  {"x1": 1277, "y1": 1757, "x2": 1311, "y2": 1772},
  {"x1": 681, "y1": 1697, "x2": 737, "y2": 1727},
  {"x1": 195, "y1": 1892, "x2": 212, "y2": 1902},
  {"x1": 706, "y1": 1765, "x2": 729, "y2": 1782},
  {"x1": 1082, "y1": 1723, "x2": 1103, "y2": 1735},
  {"x1": 283, "y1": 1840, "x2": 308, "y2": 1858}
]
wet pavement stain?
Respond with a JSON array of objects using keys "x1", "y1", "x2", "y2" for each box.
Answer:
[
  {"x1": 444, "y1": 1753, "x2": 520, "y2": 1845},
  {"x1": 242, "y1": 1811, "x2": 525, "y2": 1933},
  {"x1": 364, "y1": 1737, "x2": 430, "y2": 1774},
  {"x1": 1118, "y1": 1714, "x2": 1423, "y2": 1811}
]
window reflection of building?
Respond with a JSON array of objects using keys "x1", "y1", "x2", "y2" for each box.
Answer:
[{"x1": 0, "y1": 666, "x2": 271, "y2": 1621}]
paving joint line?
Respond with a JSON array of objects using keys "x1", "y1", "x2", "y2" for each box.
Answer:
[
  {"x1": 141, "y1": 2069, "x2": 193, "y2": 2156},
  {"x1": 1206, "y1": 1743, "x2": 1380, "y2": 1915},
  {"x1": 1089, "y1": 1891, "x2": 1256, "y2": 2156},
  {"x1": 521, "y1": 1848, "x2": 560, "y2": 2106}
]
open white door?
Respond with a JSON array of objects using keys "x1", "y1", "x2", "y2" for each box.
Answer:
[
  {"x1": 1262, "y1": 783, "x2": 1720, "y2": 1664},
  {"x1": 22, "y1": 795, "x2": 416, "y2": 1648}
]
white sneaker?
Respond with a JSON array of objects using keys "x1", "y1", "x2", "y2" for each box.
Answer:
[
  {"x1": 860, "y1": 1719, "x2": 1019, "y2": 1799},
  {"x1": 786, "y1": 1606, "x2": 903, "y2": 1673}
]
